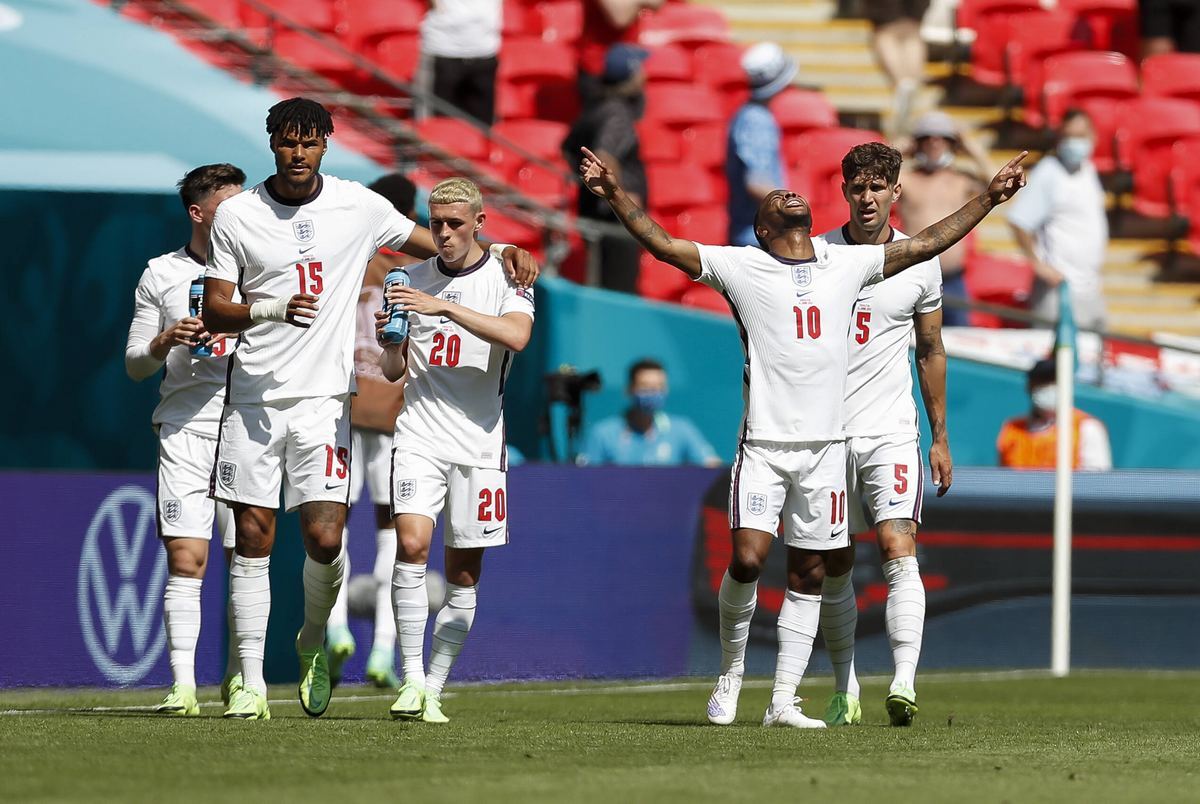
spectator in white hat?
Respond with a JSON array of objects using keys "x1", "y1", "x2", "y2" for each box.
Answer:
[{"x1": 726, "y1": 43, "x2": 798, "y2": 246}]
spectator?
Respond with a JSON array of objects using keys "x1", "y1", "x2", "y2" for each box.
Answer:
[
  {"x1": 1140, "y1": 0, "x2": 1200, "y2": 58},
  {"x1": 1007, "y1": 109, "x2": 1108, "y2": 331},
  {"x1": 727, "y1": 42, "x2": 797, "y2": 247},
  {"x1": 580, "y1": 0, "x2": 666, "y2": 95},
  {"x1": 564, "y1": 43, "x2": 650, "y2": 293},
  {"x1": 898, "y1": 111, "x2": 991, "y2": 327},
  {"x1": 581, "y1": 359, "x2": 720, "y2": 466},
  {"x1": 867, "y1": 0, "x2": 930, "y2": 137},
  {"x1": 997, "y1": 359, "x2": 1112, "y2": 470},
  {"x1": 420, "y1": 0, "x2": 501, "y2": 124}
]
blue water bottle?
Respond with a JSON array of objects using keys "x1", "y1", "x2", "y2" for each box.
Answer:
[
  {"x1": 381, "y1": 267, "x2": 411, "y2": 344},
  {"x1": 188, "y1": 276, "x2": 212, "y2": 357}
]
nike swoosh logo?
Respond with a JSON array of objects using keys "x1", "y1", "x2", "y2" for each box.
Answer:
[
  {"x1": 887, "y1": 499, "x2": 904, "y2": 506},
  {"x1": 830, "y1": 530, "x2": 846, "y2": 540},
  {"x1": 482, "y1": 525, "x2": 505, "y2": 536},
  {"x1": 324, "y1": 482, "x2": 341, "y2": 490},
  {"x1": 794, "y1": 290, "x2": 813, "y2": 298},
  {"x1": 300, "y1": 246, "x2": 315, "y2": 254}
]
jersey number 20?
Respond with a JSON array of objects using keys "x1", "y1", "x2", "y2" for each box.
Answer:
[{"x1": 430, "y1": 332, "x2": 461, "y2": 366}]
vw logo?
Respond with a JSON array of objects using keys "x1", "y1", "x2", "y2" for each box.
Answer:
[{"x1": 77, "y1": 485, "x2": 167, "y2": 685}]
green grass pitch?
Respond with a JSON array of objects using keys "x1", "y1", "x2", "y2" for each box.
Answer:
[{"x1": 2, "y1": 672, "x2": 1197, "y2": 802}]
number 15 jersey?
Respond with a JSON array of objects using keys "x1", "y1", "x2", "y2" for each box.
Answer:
[
  {"x1": 207, "y1": 174, "x2": 417, "y2": 405},
  {"x1": 395, "y1": 253, "x2": 535, "y2": 470},
  {"x1": 695, "y1": 240, "x2": 884, "y2": 442}
]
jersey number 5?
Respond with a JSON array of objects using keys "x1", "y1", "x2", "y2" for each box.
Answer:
[
  {"x1": 296, "y1": 262, "x2": 324, "y2": 296},
  {"x1": 793, "y1": 305, "x2": 822, "y2": 339},
  {"x1": 854, "y1": 311, "x2": 871, "y2": 344}
]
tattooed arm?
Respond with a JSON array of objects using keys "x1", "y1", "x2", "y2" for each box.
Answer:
[
  {"x1": 578, "y1": 147, "x2": 703, "y2": 278},
  {"x1": 915, "y1": 306, "x2": 952, "y2": 496},
  {"x1": 883, "y1": 151, "x2": 1029, "y2": 279}
]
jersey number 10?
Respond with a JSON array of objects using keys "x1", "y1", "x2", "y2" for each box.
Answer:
[{"x1": 793, "y1": 305, "x2": 822, "y2": 339}]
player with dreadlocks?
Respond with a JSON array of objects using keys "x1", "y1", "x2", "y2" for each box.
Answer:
[{"x1": 202, "y1": 97, "x2": 539, "y2": 720}]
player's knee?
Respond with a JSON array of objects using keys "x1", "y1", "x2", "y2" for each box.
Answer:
[
  {"x1": 790, "y1": 563, "x2": 825, "y2": 595},
  {"x1": 165, "y1": 547, "x2": 206, "y2": 579},
  {"x1": 396, "y1": 532, "x2": 430, "y2": 564},
  {"x1": 823, "y1": 545, "x2": 856, "y2": 578},
  {"x1": 729, "y1": 549, "x2": 764, "y2": 582},
  {"x1": 302, "y1": 528, "x2": 344, "y2": 563},
  {"x1": 878, "y1": 519, "x2": 918, "y2": 561}
]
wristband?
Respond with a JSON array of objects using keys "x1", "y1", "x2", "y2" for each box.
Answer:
[
  {"x1": 249, "y1": 298, "x2": 290, "y2": 323},
  {"x1": 488, "y1": 242, "x2": 514, "y2": 262}
]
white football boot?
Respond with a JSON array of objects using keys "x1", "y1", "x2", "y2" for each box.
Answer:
[{"x1": 706, "y1": 673, "x2": 743, "y2": 725}]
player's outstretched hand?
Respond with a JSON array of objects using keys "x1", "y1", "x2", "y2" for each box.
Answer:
[
  {"x1": 389, "y1": 284, "x2": 446, "y2": 316},
  {"x1": 579, "y1": 147, "x2": 618, "y2": 199},
  {"x1": 930, "y1": 441, "x2": 953, "y2": 497},
  {"x1": 986, "y1": 151, "x2": 1028, "y2": 205},
  {"x1": 161, "y1": 316, "x2": 206, "y2": 348},
  {"x1": 286, "y1": 294, "x2": 319, "y2": 328},
  {"x1": 500, "y1": 246, "x2": 539, "y2": 289}
]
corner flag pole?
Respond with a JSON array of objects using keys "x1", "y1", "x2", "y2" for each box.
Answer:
[{"x1": 1051, "y1": 284, "x2": 1076, "y2": 678}]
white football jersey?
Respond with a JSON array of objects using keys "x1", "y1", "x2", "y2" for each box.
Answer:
[
  {"x1": 207, "y1": 174, "x2": 416, "y2": 404},
  {"x1": 822, "y1": 225, "x2": 943, "y2": 437},
  {"x1": 695, "y1": 240, "x2": 884, "y2": 442},
  {"x1": 126, "y1": 247, "x2": 236, "y2": 437},
  {"x1": 394, "y1": 253, "x2": 535, "y2": 469}
]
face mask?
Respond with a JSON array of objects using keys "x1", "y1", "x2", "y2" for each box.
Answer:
[
  {"x1": 632, "y1": 391, "x2": 666, "y2": 413},
  {"x1": 1057, "y1": 137, "x2": 1093, "y2": 170},
  {"x1": 1031, "y1": 384, "x2": 1057, "y2": 413},
  {"x1": 914, "y1": 150, "x2": 954, "y2": 171}
]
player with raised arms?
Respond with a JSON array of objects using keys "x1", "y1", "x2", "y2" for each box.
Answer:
[
  {"x1": 125, "y1": 163, "x2": 245, "y2": 716},
  {"x1": 376, "y1": 178, "x2": 534, "y2": 724},
  {"x1": 816, "y1": 142, "x2": 951, "y2": 727},
  {"x1": 577, "y1": 145, "x2": 1025, "y2": 727},
  {"x1": 203, "y1": 98, "x2": 538, "y2": 720}
]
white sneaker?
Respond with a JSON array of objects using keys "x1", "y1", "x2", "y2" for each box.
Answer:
[
  {"x1": 763, "y1": 698, "x2": 827, "y2": 729},
  {"x1": 706, "y1": 673, "x2": 743, "y2": 725}
]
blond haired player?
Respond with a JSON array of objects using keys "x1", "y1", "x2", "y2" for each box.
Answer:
[
  {"x1": 125, "y1": 163, "x2": 244, "y2": 716},
  {"x1": 378, "y1": 178, "x2": 534, "y2": 724},
  {"x1": 817, "y1": 142, "x2": 951, "y2": 728},
  {"x1": 577, "y1": 145, "x2": 1025, "y2": 728},
  {"x1": 202, "y1": 99, "x2": 537, "y2": 720}
]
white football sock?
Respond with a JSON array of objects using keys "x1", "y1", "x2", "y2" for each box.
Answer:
[
  {"x1": 883, "y1": 556, "x2": 925, "y2": 692},
  {"x1": 163, "y1": 575, "x2": 203, "y2": 689},
  {"x1": 718, "y1": 571, "x2": 758, "y2": 677},
  {"x1": 820, "y1": 571, "x2": 861, "y2": 699},
  {"x1": 392, "y1": 561, "x2": 428, "y2": 686},
  {"x1": 224, "y1": 593, "x2": 239, "y2": 679},
  {"x1": 230, "y1": 555, "x2": 271, "y2": 695},
  {"x1": 297, "y1": 547, "x2": 346, "y2": 650},
  {"x1": 373, "y1": 528, "x2": 398, "y2": 653},
  {"x1": 425, "y1": 583, "x2": 478, "y2": 699},
  {"x1": 771, "y1": 591, "x2": 821, "y2": 710},
  {"x1": 326, "y1": 528, "x2": 351, "y2": 631}
]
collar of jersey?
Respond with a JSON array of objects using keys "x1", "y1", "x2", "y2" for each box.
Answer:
[
  {"x1": 183, "y1": 245, "x2": 204, "y2": 266},
  {"x1": 839, "y1": 223, "x2": 898, "y2": 246},
  {"x1": 264, "y1": 173, "x2": 324, "y2": 207},
  {"x1": 437, "y1": 250, "x2": 489, "y2": 278}
]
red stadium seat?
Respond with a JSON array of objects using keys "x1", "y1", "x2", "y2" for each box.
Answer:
[
  {"x1": 185, "y1": 0, "x2": 243, "y2": 29},
  {"x1": 679, "y1": 123, "x2": 726, "y2": 168},
  {"x1": 637, "y1": 121, "x2": 682, "y2": 164},
  {"x1": 416, "y1": 117, "x2": 490, "y2": 161},
  {"x1": 673, "y1": 206, "x2": 728, "y2": 242},
  {"x1": 498, "y1": 40, "x2": 578, "y2": 123},
  {"x1": 537, "y1": 0, "x2": 584, "y2": 43},
  {"x1": 970, "y1": 8, "x2": 1088, "y2": 90},
  {"x1": 771, "y1": 89, "x2": 839, "y2": 137},
  {"x1": 693, "y1": 42, "x2": 746, "y2": 92},
  {"x1": 678, "y1": 284, "x2": 732, "y2": 316},
  {"x1": 342, "y1": 0, "x2": 422, "y2": 48},
  {"x1": 1142, "y1": 54, "x2": 1200, "y2": 106},
  {"x1": 1115, "y1": 98, "x2": 1200, "y2": 218},
  {"x1": 643, "y1": 85, "x2": 725, "y2": 128},
  {"x1": 638, "y1": 251, "x2": 692, "y2": 301},
  {"x1": 272, "y1": 29, "x2": 364, "y2": 88},
  {"x1": 1057, "y1": 0, "x2": 1138, "y2": 57},
  {"x1": 639, "y1": 4, "x2": 730, "y2": 47},
  {"x1": 1168, "y1": 138, "x2": 1200, "y2": 244},
  {"x1": 964, "y1": 252, "x2": 1033, "y2": 327},
  {"x1": 785, "y1": 126, "x2": 883, "y2": 190},
  {"x1": 515, "y1": 164, "x2": 571, "y2": 205},
  {"x1": 647, "y1": 164, "x2": 717, "y2": 212},
  {"x1": 1029, "y1": 51, "x2": 1138, "y2": 133},
  {"x1": 257, "y1": 0, "x2": 341, "y2": 33},
  {"x1": 485, "y1": 213, "x2": 543, "y2": 255},
  {"x1": 493, "y1": 120, "x2": 569, "y2": 160},
  {"x1": 955, "y1": 0, "x2": 1042, "y2": 33},
  {"x1": 498, "y1": 39, "x2": 576, "y2": 82},
  {"x1": 372, "y1": 34, "x2": 421, "y2": 85},
  {"x1": 643, "y1": 45, "x2": 693, "y2": 85}
]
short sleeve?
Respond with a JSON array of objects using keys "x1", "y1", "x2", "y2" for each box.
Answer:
[
  {"x1": 366, "y1": 185, "x2": 417, "y2": 251},
  {"x1": 1005, "y1": 160, "x2": 1054, "y2": 234},
  {"x1": 856, "y1": 243, "x2": 886, "y2": 289},
  {"x1": 206, "y1": 205, "x2": 241, "y2": 283},
  {"x1": 915, "y1": 256, "x2": 944, "y2": 314},
  {"x1": 695, "y1": 243, "x2": 741, "y2": 292},
  {"x1": 731, "y1": 106, "x2": 784, "y2": 188},
  {"x1": 499, "y1": 273, "x2": 535, "y2": 320}
]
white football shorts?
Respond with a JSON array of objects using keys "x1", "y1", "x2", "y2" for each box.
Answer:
[
  {"x1": 350, "y1": 428, "x2": 392, "y2": 507},
  {"x1": 728, "y1": 438, "x2": 850, "y2": 550},
  {"x1": 157, "y1": 423, "x2": 234, "y2": 548},
  {"x1": 211, "y1": 395, "x2": 352, "y2": 512},
  {"x1": 390, "y1": 448, "x2": 509, "y2": 549},
  {"x1": 846, "y1": 432, "x2": 924, "y2": 534}
]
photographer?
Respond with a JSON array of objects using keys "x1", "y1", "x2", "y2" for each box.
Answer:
[
  {"x1": 579, "y1": 358, "x2": 719, "y2": 467},
  {"x1": 897, "y1": 111, "x2": 991, "y2": 326}
]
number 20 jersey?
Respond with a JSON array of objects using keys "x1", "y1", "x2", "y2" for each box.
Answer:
[
  {"x1": 394, "y1": 253, "x2": 535, "y2": 470},
  {"x1": 695, "y1": 239, "x2": 884, "y2": 443},
  {"x1": 207, "y1": 175, "x2": 417, "y2": 405}
]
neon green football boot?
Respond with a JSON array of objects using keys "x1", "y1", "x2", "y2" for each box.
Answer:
[
  {"x1": 326, "y1": 624, "x2": 356, "y2": 689},
  {"x1": 389, "y1": 679, "x2": 425, "y2": 721},
  {"x1": 365, "y1": 648, "x2": 400, "y2": 690},
  {"x1": 886, "y1": 686, "x2": 918, "y2": 727},
  {"x1": 296, "y1": 633, "x2": 332, "y2": 718},
  {"x1": 223, "y1": 686, "x2": 270, "y2": 720},
  {"x1": 220, "y1": 673, "x2": 244, "y2": 708},
  {"x1": 824, "y1": 692, "x2": 862, "y2": 726},
  {"x1": 155, "y1": 683, "x2": 199, "y2": 716},
  {"x1": 422, "y1": 691, "x2": 449, "y2": 724}
]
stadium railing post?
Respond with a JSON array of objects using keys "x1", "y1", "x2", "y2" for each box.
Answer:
[{"x1": 1051, "y1": 284, "x2": 1076, "y2": 678}]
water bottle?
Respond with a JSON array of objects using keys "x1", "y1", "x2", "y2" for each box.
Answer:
[
  {"x1": 188, "y1": 276, "x2": 212, "y2": 357},
  {"x1": 381, "y1": 267, "x2": 411, "y2": 344}
]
